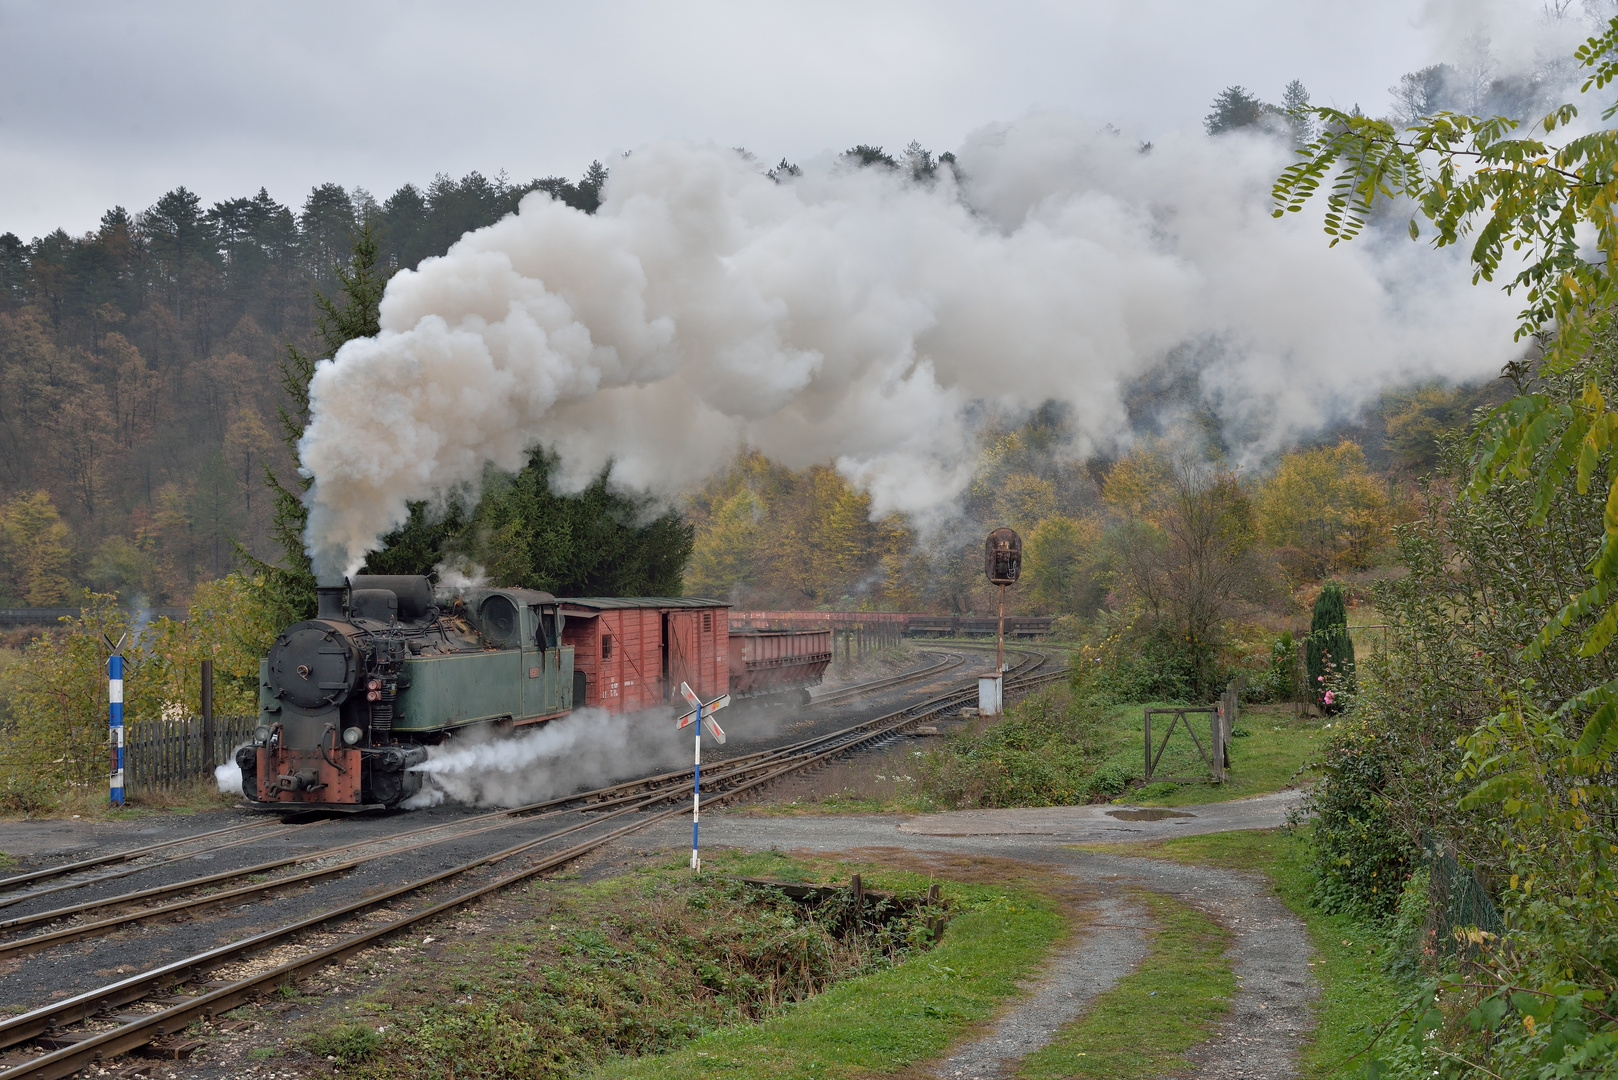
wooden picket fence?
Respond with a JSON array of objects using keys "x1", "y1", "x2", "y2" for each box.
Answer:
[{"x1": 126, "y1": 714, "x2": 257, "y2": 794}]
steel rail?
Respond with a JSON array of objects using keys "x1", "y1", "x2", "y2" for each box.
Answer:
[
  {"x1": 0, "y1": 648, "x2": 990, "y2": 918},
  {"x1": 0, "y1": 821, "x2": 279, "y2": 893},
  {"x1": 0, "y1": 821, "x2": 322, "y2": 911},
  {"x1": 810, "y1": 650, "x2": 965, "y2": 706},
  {"x1": 0, "y1": 652, "x2": 1065, "y2": 1077},
  {"x1": 0, "y1": 795, "x2": 663, "y2": 960}
]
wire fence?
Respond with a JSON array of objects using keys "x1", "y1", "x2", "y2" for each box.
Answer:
[
  {"x1": 125, "y1": 714, "x2": 257, "y2": 794},
  {"x1": 1425, "y1": 838, "x2": 1505, "y2": 946}
]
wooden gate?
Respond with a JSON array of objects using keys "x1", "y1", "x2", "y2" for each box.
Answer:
[{"x1": 1143, "y1": 680, "x2": 1240, "y2": 784}]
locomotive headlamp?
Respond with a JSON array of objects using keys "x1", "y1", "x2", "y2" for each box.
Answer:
[
  {"x1": 366, "y1": 689, "x2": 381, "y2": 701},
  {"x1": 254, "y1": 725, "x2": 271, "y2": 744},
  {"x1": 367, "y1": 678, "x2": 382, "y2": 691},
  {"x1": 342, "y1": 726, "x2": 364, "y2": 746}
]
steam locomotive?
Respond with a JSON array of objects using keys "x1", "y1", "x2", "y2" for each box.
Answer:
[{"x1": 241, "y1": 575, "x2": 830, "y2": 811}]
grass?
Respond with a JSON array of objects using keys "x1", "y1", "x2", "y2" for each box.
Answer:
[
  {"x1": 1071, "y1": 828, "x2": 1414, "y2": 1079},
  {"x1": 0, "y1": 774, "x2": 239, "y2": 821},
  {"x1": 747, "y1": 690, "x2": 1328, "y2": 816},
  {"x1": 739, "y1": 793, "x2": 931, "y2": 816},
  {"x1": 591, "y1": 852, "x2": 1068, "y2": 1080},
  {"x1": 1121, "y1": 703, "x2": 1327, "y2": 807},
  {"x1": 909, "y1": 686, "x2": 1328, "y2": 813},
  {"x1": 1018, "y1": 890, "x2": 1234, "y2": 1080},
  {"x1": 233, "y1": 848, "x2": 1068, "y2": 1080}
]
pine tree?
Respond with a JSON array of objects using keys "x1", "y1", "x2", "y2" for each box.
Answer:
[
  {"x1": 1204, "y1": 86, "x2": 1270, "y2": 136},
  {"x1": 1280, "y1": 80, "x2": 1316, "y2": 148},
  {"x1": 1306, "y1": 581, "x2": 1355, "y2": 711},
  {"x1": 238, "y1": 219, "x2": 387, "y2": 623}
]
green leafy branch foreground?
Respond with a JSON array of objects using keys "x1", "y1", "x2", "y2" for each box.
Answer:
[{"x1": 1273, "y1": 15, "x2": 1618, "y2": 1075}]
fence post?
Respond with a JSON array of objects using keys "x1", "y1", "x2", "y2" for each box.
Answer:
[{"x1": 201, "y1": 659, "x2": 215, "y2": 769}]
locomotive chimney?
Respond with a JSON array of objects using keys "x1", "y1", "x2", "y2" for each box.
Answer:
[{"x1": 316, "y1": 585, "x2": 346, "y2": 621}]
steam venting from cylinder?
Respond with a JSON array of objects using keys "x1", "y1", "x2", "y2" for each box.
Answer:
[{"x1": 298, "y1": 117, "x2": 1521, "y2": 580}]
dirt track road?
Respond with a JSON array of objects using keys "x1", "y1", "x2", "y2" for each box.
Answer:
[{"x1": 614, "y1": 791, "x2": 1316, "y2": 1079}]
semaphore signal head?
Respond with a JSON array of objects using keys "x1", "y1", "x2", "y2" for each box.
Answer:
[{"x1": 985, "y1": 528, "x2": 1022, "y2": 585}]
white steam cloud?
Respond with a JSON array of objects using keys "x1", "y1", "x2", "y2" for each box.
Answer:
[
  {"x1": 299, "y1": 113, "x2": 1519, "y2": 580},
  {"x1": 215, "y1": 758, "x2": 243, "y2": 795},
  {"x1": 402, "y1": 707, "x2": 690, "y2": 808}
]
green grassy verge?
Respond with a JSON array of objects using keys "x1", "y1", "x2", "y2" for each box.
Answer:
[
  {"x1": 1123, "y1": 703, "x2": 1325, "y2": 807},
  {"x1": 911, "y1": 685, "x2": 1326, "y2": 812},
  {"x1": 1018, "y1": 890, "x2": 1233, "y2": 1080},
  {"x1": 590, "y1": 854, "x2": 1068, "y2": 1080},
  {"x1": 1071, "y1": 829, "x2": 1413, "y2": 1079}
]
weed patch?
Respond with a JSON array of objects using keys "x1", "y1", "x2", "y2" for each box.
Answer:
[
  {"x1": 320, "y1": 850, "x2": 958, "y2": 1079},
  {"x1": 306, "y1": 1020, "x2": 383, "y2": 1064},
  {"x1": 595, "y1": 857, "x2": 1066, "y2": 1080}
]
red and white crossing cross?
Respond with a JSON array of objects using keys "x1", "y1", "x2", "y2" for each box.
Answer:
[{"x1": 676, "y1": 681, "x2": 730, "y2": 743}]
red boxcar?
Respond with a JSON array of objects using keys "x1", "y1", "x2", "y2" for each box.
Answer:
[
  {"x1": 729, "y1": 628, "x2": 832, "y2": 702},
  {"x1": 559, "y1": 598, "x2": 730, "y2": 713}
]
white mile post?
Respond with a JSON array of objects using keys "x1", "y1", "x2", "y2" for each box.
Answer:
[{"x1": 675, "y1": 680, "x2": 729, "y2": 873}]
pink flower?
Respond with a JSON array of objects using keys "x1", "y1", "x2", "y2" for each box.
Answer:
[
  {"x1": 1323, "y1": 690, "x2": 1335, "y2": 705},
  {"x1": 1317, "y1": 675, "x2": 1324, "y2": 682}
]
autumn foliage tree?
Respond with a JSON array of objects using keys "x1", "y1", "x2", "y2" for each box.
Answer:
[
  {"x1": 1256, "y1": 440, "x2": 1393, "y2": 579},
  {"x1": 0, "y1": 491, "x2": 72, "y2": 604},
  {"x1": 1106, "y1": 454, "x2": 1276, "y2": 697}
]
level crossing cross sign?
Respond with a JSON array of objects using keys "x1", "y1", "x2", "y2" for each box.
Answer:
[{"x1": 675, "y1": 681, "x2": 730, "y2": 872}]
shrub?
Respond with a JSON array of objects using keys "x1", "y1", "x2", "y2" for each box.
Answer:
[
  {"x1": 1072, "y1": 625, "x2": 1196, "y2": 705},
  {"x1": 1306, "y1": 582, "x2": 1354, "y2": 712},
  {"x1": 1264, "y1": 630, "x2": 1300, "y2": 703},
  {"x1": 1304, "y1": 719, "x2": 1415, "y2": 918},
  {"x1": 306, "y1": 1021, "x2": 382, "y2": 1064},
  {"x1": 919, "y1": 688, "x2": 1132, "y2": 808}
]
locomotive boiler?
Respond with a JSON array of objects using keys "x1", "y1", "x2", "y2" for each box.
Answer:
[{"x1": 241, "y1": 575, "x2": 574, "y2": 809}]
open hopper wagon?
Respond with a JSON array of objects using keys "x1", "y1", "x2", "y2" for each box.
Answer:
[{"x1": 728, "y1": 628, "x2": 833, "y2": 705}]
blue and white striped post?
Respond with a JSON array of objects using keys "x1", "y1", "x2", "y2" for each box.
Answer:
[
  {"x1": 675, "y1": 681, "x2": 729, "y2": 874},
  {"x1": 108, "y1": 653, "x2": 125, "y2": 805}
]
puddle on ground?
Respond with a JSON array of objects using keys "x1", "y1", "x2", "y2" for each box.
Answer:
[{"x1": 1105, "y1": 808, "x2": 1196, "y2": 821}]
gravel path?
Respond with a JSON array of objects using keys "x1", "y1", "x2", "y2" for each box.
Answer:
[
  {"x1": 936, "y1": 894, "x2": 1151, "y2": 1079},
  {"x1": 618, "y1": 804, "x2": 1318, "y2": 1078}
]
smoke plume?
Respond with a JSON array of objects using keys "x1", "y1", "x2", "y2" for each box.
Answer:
[
  {"x1": 402, "y1": 707, "x2": 691, "y2": 808},
  {"x1": 300, "y1": 114, "x2": 1519, "y2": 580}
]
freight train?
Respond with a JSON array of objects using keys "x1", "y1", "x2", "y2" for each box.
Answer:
[{"x1": 241, "y1": 576, "x2": 831, "y2": 811}]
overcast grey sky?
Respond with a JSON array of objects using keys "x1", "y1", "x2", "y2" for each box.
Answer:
[{"x1": 0, "y1": 0, "x2": 1577, "y2": 240}]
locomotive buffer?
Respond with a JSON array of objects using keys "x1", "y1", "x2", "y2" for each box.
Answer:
[{"x1": 675, "y1": 681, "x2": 730, "y2": 873}]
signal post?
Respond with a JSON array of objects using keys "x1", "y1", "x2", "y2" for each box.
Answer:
[{"x1": 981, "y1": 528, "x2": 1022, "y2": 717}]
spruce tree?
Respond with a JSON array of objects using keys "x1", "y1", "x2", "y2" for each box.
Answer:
[
  {"x1": 1306, "y1": 581, "x2": 1355, "y2": 711},
  {"x1": 238, "y1": 219, "x2": 387, "y2": 623}
]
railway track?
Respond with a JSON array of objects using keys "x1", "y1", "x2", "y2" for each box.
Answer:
[
  {"x1": 810, "y1": 649, "x2": 966, "y2": 707},
  {"x1": 0, "y1": 649, "x2": 1065, "y2": 1078}
]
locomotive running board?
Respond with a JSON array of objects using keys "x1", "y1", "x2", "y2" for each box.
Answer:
[{"x1": 238, "y1": 799, "x2": 388, "y2": 814}]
